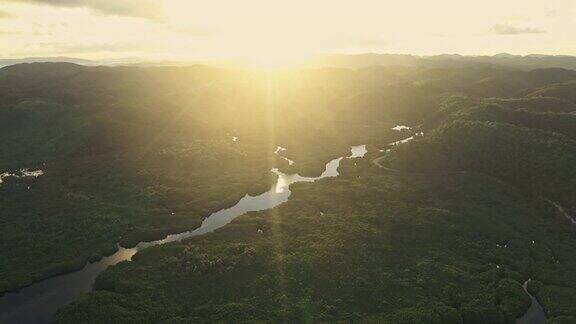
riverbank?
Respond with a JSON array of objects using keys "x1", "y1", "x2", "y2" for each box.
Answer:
[
  {"x1": 0, "y1": 146, "x2": 367, "y2": 323},
  {"x1": 55, "y1": 142, "x2": 574, "y2": 323}
]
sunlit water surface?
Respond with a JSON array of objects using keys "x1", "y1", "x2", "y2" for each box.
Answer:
[
  {"x1": 274, "y1": 146, "x2": 295, "y2": 165},
  {"x1": 0, "y1": 143, "x2": 543, "y2": 323},
  {"x1": 0, "y1": 145, "x2": 367, "y2": 324},
  {"x1": 0, "y1": 169, "x2": 44, "y2": 185},
  {"x1": 392, "y1": 125, "x2": 411, "y2": 131}
]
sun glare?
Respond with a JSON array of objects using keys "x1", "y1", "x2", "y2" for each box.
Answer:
[
  {"x1": 244, "y1": 53, "x2": 308, "y2": 69},
  {"x1": 230, "y1": 40, "x2": 316, "y2": 69}
]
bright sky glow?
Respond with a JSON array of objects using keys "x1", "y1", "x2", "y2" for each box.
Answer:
[{"x1": 0, "y1": 0, "x2": 574, "y2": 67}]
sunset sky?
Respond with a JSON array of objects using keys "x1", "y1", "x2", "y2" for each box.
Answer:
[{"x1": 0, "y1": 0, "x2": 574, "y2": 66}]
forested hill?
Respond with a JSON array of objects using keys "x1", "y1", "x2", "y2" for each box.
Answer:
[
  {"x1": 47, "y1": 64, "x2": 576, "y2": 323},
  {"x1": 388, "y1": 94, "x2": 576, "y2": 212},
  {"x1": 2, "y1": 62, "x2": 576, "y2": 322},
  {"x1": 385, "y1": 89, "x2": 576, "y2": 321}
]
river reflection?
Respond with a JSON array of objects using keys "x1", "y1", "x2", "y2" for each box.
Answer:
[
  {"x1": 0, "y1": 145, "x2": 367, "y2": 324},
  {"x1": 0, "y1": 169, "x2": 44, "y2": 185}
]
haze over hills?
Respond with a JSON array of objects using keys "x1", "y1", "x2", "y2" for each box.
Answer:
[
  {"x1": 6, "y1": 53, "x2": 576, "y2": 71},
  {"x1": 1, "y1": 59, "x2": 576, "y2": 323},
  {"x1": 303, "y1": 53, "x2": 576, "y2": 70},
  {"x1": 5, "y1": 0, "x2": 576, "y2": 323},
  {"x1": 0, "y1": 57, "x2": 95, "y2": 68}
]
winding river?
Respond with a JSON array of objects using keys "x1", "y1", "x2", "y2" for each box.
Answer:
[
  {"x1": 517, "y1": 279, "x2": 546, "y2": 324},
  {"x1": 0, "y1": 135, "x2": 549, "y2": 323},
  {"x1": 381, "y1": 127, "x2": 547, "y2": 324},
  {"x1": 0, "y1": 145, "x2": 368, "y2": 324}
]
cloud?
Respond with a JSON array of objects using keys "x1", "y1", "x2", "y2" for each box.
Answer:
[
  {"x1": 0, "y1": 10, "x2": 13, "y2": 18},
  {"x1": 2, "y1": 0, "x2": 162, "y2": 19},
  {"x1": 353, "y1": 38, "x2": 391, "y2": 47},
  {"x1": 171, "y1": 26, "x2": 213, "y2": 37},
  {"x1": 38, "y1": 41, "x2": 154, "y2": 54},
  {"x1": 338, "y1": 34, "x2": 393, "y2": 49},
  {"x1": 490, "y1": 24, "x2": 545, "y2": 35}
]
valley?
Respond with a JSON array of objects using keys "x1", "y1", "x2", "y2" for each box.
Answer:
[{"x1": 1, "y1": 62, "x2": 576, "y2": 323}]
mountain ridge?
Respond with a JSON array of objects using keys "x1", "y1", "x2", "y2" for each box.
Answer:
[{"x1": 5, "y1": 53, "x2": 576, "y2": 71}]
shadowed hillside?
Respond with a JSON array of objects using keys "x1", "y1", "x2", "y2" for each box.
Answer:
[{"x1": 0, "y1": 63, "x2": 567, "y2": 322}]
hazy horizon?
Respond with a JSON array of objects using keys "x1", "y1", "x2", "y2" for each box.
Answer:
[
  {"x1": 0, "y1": 0, "x2": 575, "y2": 67},
  {"x1": 3, "y1": 2, "x2": 576, "y2": 323}
]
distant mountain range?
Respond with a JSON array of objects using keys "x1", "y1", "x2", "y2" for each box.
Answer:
[
  {"x1": 4, "y1": 53, "x2": 576, "y2": 70},
  {"x1": 303, "y1": 53, "x2": 576, "y2": 70},
  {"x1": 0, "y1": 57, "x2": 95, "y2": 67},
  {"x1": 0, "y1": 57, "x2": 243, "y2": 69}
]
